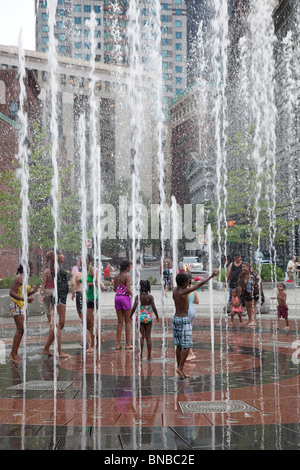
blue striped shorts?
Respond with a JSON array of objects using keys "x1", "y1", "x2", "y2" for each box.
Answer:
[{"x1": 172, "y1": 316, "x2": 193, "y2": 349}]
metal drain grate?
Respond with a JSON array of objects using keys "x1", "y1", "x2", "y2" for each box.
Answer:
[
  {"x1": 179, "y1": 400, "x2": 260, "y2": 414},
  {"x1": 8, "y1": 380, "x2": 73, "y2": 391}
]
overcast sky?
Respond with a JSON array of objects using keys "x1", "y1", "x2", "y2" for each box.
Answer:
[{"x1": 0, "y1": 0, "x2": 36, "y2": 50}]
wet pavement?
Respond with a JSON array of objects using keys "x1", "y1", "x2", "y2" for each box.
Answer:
[{"x1": 1, "y1": 287, "x2": 300, "y2": 451}]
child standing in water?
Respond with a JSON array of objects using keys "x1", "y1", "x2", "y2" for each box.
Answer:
[
  {"x1": 9, "y1": 263, "x2": 38, "y2": 363},
  {"x1": 114, "y1": 259, "x2": 133, "y2": 350},
  {"x1": 172, "y1": 270, "x2": 218, "y2": 379},
  {"x1": 230, "y1": 288, "x2": 244, "y2": 325},
  {"x1": 273, "y1": 283, "x2": 289, "y2": 332},
  {"x1": 131, "y1": 280, "x2": 159, "y2": 361}
]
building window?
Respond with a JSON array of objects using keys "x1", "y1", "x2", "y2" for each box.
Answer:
[
  {"x1": 42, "y1": 13, "x2": 48, "y2": 21},
  {"x1": 94, "y1": 6, "x2": 100, "y2": 13},
  {"x1": 74, "y1": 17, "x2": 82, "y2": 24},
  {"x1": 42, "y1": 36, "x2": 49, "y2": 44},
  {"x1": 175, "y1": 55, "x2": 182, "y2": 62},
  {"x1": 9, "y1": 101, "x2": 19, "y2": 120},
  {"x1": 57, "y1": 9, "x2": 65, "y2": 16},
  {"x1": 75, "y1": 41, "x2": 82, "y2": 48},
  {"x1": 175, "y1": 9, "x2": 182, "y2": 15},
  {"x1": 176, "y1": 66, "x2": 182, "y2": 73},
  {"x1": 175, "y1": 20, "x2": 182, "y2": 27},
  {"x1": 84, "y1": 5, "x2": 91, "y2": 12},
  {"x1": 161, "y1": 15, "x2": 168, "y2": 22},
  {"x1": 176, "y1": 32, "x2": 182, "y2": 39},
  {"x1": 74, "y1": 4, "x2": 81, "y2": 12},
  {"x1": 176, "y1": 43, "x2": 182, "y2": 50}
]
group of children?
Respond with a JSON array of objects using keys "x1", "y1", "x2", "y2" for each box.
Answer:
[
  {"x1": 8, "y1": 255, "x2": 290, "y2": 378},
  {"x1": 229, "y1": 284, "x2": 289, "y2": 332}
]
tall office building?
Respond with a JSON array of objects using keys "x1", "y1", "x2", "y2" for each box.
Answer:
[{"x1": 35, "y1": 0, "x2": 187, "y2": 108}]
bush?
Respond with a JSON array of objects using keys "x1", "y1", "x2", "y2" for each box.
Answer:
[
  {"x1": 0, "y1": 273, "x2": 43, "y2": 289},
  {"x1": 254, "y1": 264, "x2": 284, "y2": 281}
]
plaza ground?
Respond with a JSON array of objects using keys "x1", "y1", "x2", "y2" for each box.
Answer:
[{"x1": 0, "y1": 283, "x2": 300, "y2": 450}]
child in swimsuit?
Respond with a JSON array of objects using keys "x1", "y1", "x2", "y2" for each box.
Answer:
[
  {"x1": 272, "y1": 283, "x2": 289, "y2": 332},
  {"x1": 9, "y1": 263, "x2": 38, "y2": 364},
  {"x1": 230, "y1": 288, "x2": 243, "y2": 325},
  {"x1": 131, "y1": 280, "x2": 159, "y2": 361},
  {"x1": 113, "y1": 259, "x2": 133, "y2": 350}
]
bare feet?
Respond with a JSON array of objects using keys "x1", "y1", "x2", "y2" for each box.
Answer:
[
  {"x1": 284, "y1": 326, "x2": 290, "y2": 332},
  {"x1": 9, "y1": 353, "x2": 22, "y2": 364},
  {"x1": 42, "y1": 349, "x2": 54, "y2": 356},
  {"x1": 186, "y1": 353, "x2": 196, "y2": 361},
  {"x1": 176, "y1": 368, "x2": 190, "y2": 379},
  {"x1": 58, "y1": 352, "x2": 70, "y2": 358},
  {"x1": 125, "y1": 345, "x2": 133, "y2": 350}
]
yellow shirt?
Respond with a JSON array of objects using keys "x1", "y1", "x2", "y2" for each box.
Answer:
[{"x1": 12, "y1": 284, "x2": 31, "y2": 309}]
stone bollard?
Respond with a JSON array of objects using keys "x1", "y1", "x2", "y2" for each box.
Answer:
[{"x1": 0, "y1": 293, "x2": 44, "y2": 318}]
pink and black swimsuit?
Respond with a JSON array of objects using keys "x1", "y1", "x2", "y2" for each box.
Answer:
[{"x1": 115, "y1": 285, "x2": 131, "y2": 311}]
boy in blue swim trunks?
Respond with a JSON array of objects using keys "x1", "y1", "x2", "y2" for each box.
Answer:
[{"x1": 172, "y1": 270, "x2": 218, "y2": 379}]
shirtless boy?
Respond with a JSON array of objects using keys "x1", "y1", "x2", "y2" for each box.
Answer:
[
  {"x1": 272, "y1": 282, "x2": 289, "y2": 332},
  {"x1": 172, "y1": 270, "x2": 218, "y2": 379}
]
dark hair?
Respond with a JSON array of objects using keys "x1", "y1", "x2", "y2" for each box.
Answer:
[
  {"x1": 277, "y1": 282, "x2": 286, "y2": 290},
  {"x1": 176, "y1": 272, "x2": 189, "y2": 286},
  {"x1": 86, "y1": 254, "x2": 94, "y2": 264},
  {"x1": 140, "y1": 280, "x2": 150, "y2": 293},
  {"x1": 120, "y1": 258, "x2": 131, "y2": 272},
  {"x1": 16, "y1": 261, "x2": 32, "y2": 275}
]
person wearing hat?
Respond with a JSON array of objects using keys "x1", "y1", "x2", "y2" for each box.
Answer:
[{"x1": 226, "y1": 252, "x2": 243, "y2": 309}]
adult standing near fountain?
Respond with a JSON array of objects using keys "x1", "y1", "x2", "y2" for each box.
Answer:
[
  {"x1": 42, "y1": 250, "x2": 70, "y2": 358},
  {"x1": 9, "y1": 263, "x2": 38, "y2": 363},
  {"x1": 161, "y1": 255, "x2": 173, "y2": 293},
  {"x1": 226, "y1": 252, "x2": 243, "y2": 308},
  {"x1": 286, "y1": 255, "x2": 296, "y2": 281},
  {"x1": 237, "y1": 263, "x2": 265, "y2": 327},
  {"x1": 114, "y1": 259, "x2": 133, "y2": 350}
]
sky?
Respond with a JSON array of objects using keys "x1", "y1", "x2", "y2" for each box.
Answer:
[{"x1": 0, "y1": 0, "x2": 36, "y2": 50}]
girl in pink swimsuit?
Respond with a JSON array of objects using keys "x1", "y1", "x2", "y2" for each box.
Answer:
[{"x1": 113, "y1": 259, "x2": 132, "y2": 350}]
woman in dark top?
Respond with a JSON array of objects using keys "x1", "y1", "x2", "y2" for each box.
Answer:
[
  {"x1": 226, "y1": 253, "x2": 243, "y2": 306},
  {"x1": 237, "y1": 263, "x2": 264, "y2": 327}
]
